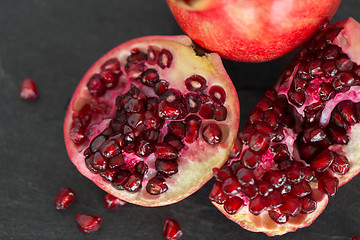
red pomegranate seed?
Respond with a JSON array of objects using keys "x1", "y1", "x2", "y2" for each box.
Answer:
[
  {"x1": 124, "y1": 172, "x2": 142, "y2": 192},
  {"x1": 184, "y1": 115, "x2": 202, "y2": 143},
  {"x1": 90, "y1": 135, "x2": 106, "y2": 153},
  {"x1": 99, "y1": 139, "x2": 121, "y2": 159},
  {"x1": 202, "y1": 123, "x2": 222, "y2": 145},
  {"x1": 318, "y1": 176, "x2": 339, "y2": 197},
  {"x1": 214, "y1": 105, "x2": 228, "y2": 121},
  {"x1": 112, "y1": 170, "x2": 131, "y2": 190},
  {"x1": 100, "y1": 168, "x2": 118, "y2": 182},
  {"x1": 155, "y1": 80, "x2": 169, "y2": 96},
  {"x1": 248, "y1": 107, "x2": 264, "y2": 125},
  {"x1": 185, "y1": 75, "x2": 207, "y2": 92},
  {"x1": 323, "y1": 46, "x2": 340, "y2": 60},
  {"x1": 319, "y1": 82, "x2": 336, "y2": 101},
  {"x1": 168, "y1": 121, "x2": 186, "y2": 138},
  {"x1": 238, "y1": 127, "x2": 256, "y2": 145},
  {"x1": 256, "y1": 180, "x2": 273, "y2": 197},
  {"x1": 256, "y1": 97, "x2": 273, "y2": 111},
  {"x1": 135, "y1": 140, "x2": 154, "y2": 157},
  {"x1": 141, "y1": 69, "x2": 159, "y2": 86},
  {"x1": 298, "y1": 142, "x2": 323, "y2": 162},
  {"x1": 262, "y1": 170, "x2": 286, "y2": 188},
  {"x1": 249, "y1": 131, "x2": 270, "y2": 153},
  {"x1": 338, "y1": 100, "x2": 358, "y2": 124},
  {"x1": 230, "y1": 161, "x2": 243, "y2": 175},
  {"x1": 280, "y1": 196, "x2": 302, "y2": 217},
  {"x1": 104, "y1": 194, "x2": 126, "y2": 210},
  {"x1": 101, "y1": 69, "x2": 119, "y2": 89},
  {"x1": 164, "y1": 134, "x2": 184, "y2": 151},
  {"x1": 351, "y1": 237, "x2": 360, "y2": 240},
  {"x1": 155, "y1": 143, "x2": 178, "y2": 160},
  {"x1": 241, "y1": 184, "x2": 258, "y2": 199},
  {"x1": 20, "y1": 78, "x2": 39, "y2": 101},
  {"x1": 87, "y1": 74, "x2": 106, "y2": 97},
  {"x1": 224, "y1": 196, "x2": 244, "y2": 215},
  {"x1": 147, "y1": 47, "x2": 159, "y2": 65},
  {"x1": 158, "y1": 100, "x2": 186, "y2": 120},
  {"x1": 101, "y1": 58, "x2": 121, "y2": 73},
  {"x1": 184, "y1": 92, "x2": 202, "y2": 113},
  {"x1": 209, "y1": 85, "x2": 226, "y2": 105},
  {"x1": 310, "y1": 149, "x2": 335, "y2": 172},
  {"x1": 54, "y1": 187, "x2": 76, "y2": 210},
  {"x1": 163, "y1": 219, "x2": 183, "y2": 240},
  {"x1": 158, "y1": 49, "x2": 173, "y2": 69},
  {"x1": 222, "y1": 176, "x2": 241, "y2": 195},
  {"x1": 303, "y1": 167, "x2": 315, "y2": 182},
  {"x1": 198, "y1": 103, "x2": 216, "y2": 119},
  {"x1": 89, "y1": 152, "x2": 108, "y2": 171},
  {"x1": 284, "y1": 165, "x2": 305, "y2": 184},
  {"x1": 124, "y1": 98, "x2": 145, "y2": 113},
  {"x1": 135, "y1": 161, "x2": 149, "y2": 175},
  {"x1": 144, "y1": 111, "x2": 162, "y2": 130},
  {"x1": 229, "y1": 138, "x2": 243, "y2": 159},
  {"x1": 146, "y1": 176, "x2": 168, "y2": 195},
  {"x1": 108, "y1": 154, "x2": 125, "y2": 168},
  {"x1": 156, "y1": 159, "x2": 178, "y2": 176},
  {"x1": 161, "y1": 88, "x2": 182, "y2": 103},
  {"x1": 249, "y1": 196, "x2": 268, "y2": 215},
  {"x1": 76, "y1": 214, "x2": 102, "y2": 234},
  {"x1": 308, "y1": 59, "x2": 324, "y2": 77},
  {"x1": 336, "y1": 56, "x2": 353, "y2": 71},
  {"x1": 331, "y1": 155, "x2": 350, "y2": 174},
  {"x1": 269, "y1": 209, "x2": 289, "y2": 224},
  {"x1": 300, "y1": 197, "x2": 317, "y2": 214},
  {"x1": 322, "y1": 60, "x2": 338, "y2": 77},
  {"x1": 331, "y1": 109, "x2": 348, "y2": 128},
  {"x1": 127, "y1": 49, "x2": 146, "y2": 63},
  {"x1": 209, "y1": 182, "x2": 227, "y2": 204},
  {"x1": 271, "y1": 144, "x2": 290, "y2": 163},
  {"x1": 303, "y1": 127, "x2": 329, "y2": 145},
  {"x1": 213, "y1": 166, "x2": 233, "y2": 182},
  {"x1": 241, "y1": 149, "x2": 262, "y2": 169},
  {"x1": 145, "y1": 129, "x2": 160, "y2": 142},
  {"x1": 327, "y1": 124, "x2": 349, "y2": 144},
  {"x1": 290, "y1": 181, "x2": 312, "y2": 198},
  {"x1": 278, "y1": 160, "x2": 293, "y2": 171},
  {"x1": 263, "y1": 109, "x2": 278, "y2": 128},
  {"x1": 236, "y1": 168, "x2": 255, "y2": 186},
  {"x1": 287, "y1": 89, "x2": 305, "y2": 107},
  {"x1": 267, "y1": 190, "x2": 283, "y2": 208}
]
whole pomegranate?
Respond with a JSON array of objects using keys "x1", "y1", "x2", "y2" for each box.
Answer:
[
  {"x1": 210, "y1": 18, "x2": 360, "y2": 235},
  {"x1": 166, "y1": 0, "x2": 341, "y2": 62},
  {"x1": 64, "y1": 35, "x2": 240, "y2": 207}
]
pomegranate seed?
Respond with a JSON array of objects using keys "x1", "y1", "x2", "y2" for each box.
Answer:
[
  {"x1": 124, "y1": 172, "x2": 142, "y2": 192},
  {"x1": 112, "y1": 170, "x2": 131, "y2": 190},
  {"x1": 164, "y1": 134, "x2": 184, "y2": 151},
  {"x1": 298, "y1": 142, "x2": 323, "y2": 162},
  {"x1": 147, "y1": 47, "x2": 159, "y2": 65},
  {"x1": 292, "y1": 77, "x2": 308, "y2": 91},
  {"x1": 168, "y1": 121, "x2": 186, "y2": 138},
  {"x1": 224, "y1": 196, "x2": 244, "y2": 215},
  {"x1": 155, "y1": 143, "x2": 178, "y2": 160},
  {"x1": 213, "y1": 166, "x2": 233, "y2": 182},
  {"x1": 256, "y1": 97, "x2": 273, "y2": 111},
  {"x1": 308, "y1": 59, "x2": 324, "y2": 77},
  {"x1": 101, "y1": 58, "x2": 121, "y2": 73},
  {"x1": 214, "y1": 105, "x2": 227, "y2": 121},
  {"x1": 100, "y1": 168, "x2": 118, "y2": 182},
  {"x1": 54, "y1": 187, "x2": 76, "y2": 210},
  {"x1": 104, "y1": 194, "x2": 126, "y2": 210},
  {"x1": 280, "y1": 196, "x2": 302, "y2": 217},
  {"x1": 323, "y1": 46, "x2": 340, "y2": 60},
  {"x1": 241, "y1": 184, "x2": 258, "y2": 199},
  {"x1": 331, "y1": 155, "x2": 350, "y2": 174},
  {"x1": 202, "y1": 123, "x2": 222, "y2": 145},
  {"x1": 184, "y1": 115, "x2": 202, "y2": 143},
  {"x1": 238, "y1": 127, "x2": 256, "y2": 145},
  {"x1": 249, "y1": 131, "x2": 270, "y2": 153},
  {"x1": 89, "y1": 152, "x2": 107, "y2": 171},
  {"x1": 90, "y1": 135, "x2": 106, "y2": 153},
  {"x1": 327, "y1": 124, "x2": 349, "y2": 144},
  {"x1": 310, "y1": 149, "x2": 335, "y2": 172},
  {"x1": 229, "y1": 138, "x2": 242, "y2": 159},
  {"x1": 155, "y1": 80, "x2": 169, "y2": 96},
  {"x1": 269, "y1": 209, "x2": 288, "y2": 224},
  {"x1": 300, "y1": 197, "x2": 317, "y2": 214},
  {"x1": 336, "y1": 56, "x2": 353, "y2": 71},
  {"x1": 278, "y1": 160, "x2": 293, "y2": 171},
  {"x1": 101, "y1": 69, "x2": 119, "y2": 89},
  {"x1": 141, "y1": 69, "x2": 159, "y2": 86},
  {"x1": 163, "y1": 219, "x2": 183, "y2": 240},
  {"x1": 158, "y1": 100, "x2": 186, "y2": 120},
  {"x1": 222, "y1": 176, "x2": 241, "y2": 195},
  {"x1": 322, "y1": 60, "x2": 338, "y2": 77},
  {"x1": 249, "y1": 196, "x2": 268, "y2": 215},
  {"x1": 99, "y1": 139, "x2": 121, "y2": 159},
  {"x1": 288, "y1": 89, "x2": 305, "y2": 107},
  {"x1": 319, "y1": 82, "x2": 336, "y2": 101},
  {"x1": 209, "y1": 85, "x2": 226, "y2": 105},
  {"x1": 161, "y1": 88, "x2": 183, "y2": 103},
  {"x1": 144, "y1": 129, "x2": 160, "y2": 142},
  {"x1": 76, "y1": 214, "x2": 102, "y2": 234},
  {"x1": 303, "y1": 127, "x2": 329, "y2": 145},
  {"x1": 284, "y1": 165, "x2": 305, "y2": 184},
  {"x1": 135, "y1": 161, "x2": 149, "y2": 175},
  {"x1": 236, "y1": 168, "x2": 255, "y2": 186},
  {"x1": 108, "y1": 154, "x2": 125, "y2": 168},
  {"x1": 87, "y1": 74, "x2": 106, "y2": 97},
  {"x1": 185, "y1": 75, "x2": 207, "y2": 92},
  {"x1": 127, "y1": 49, "x2": 146, "y2": 63},
  {"x1": 144, "y1": 111, "x2": 162, "y2": 130},
  {"x1": 303, "y1": 167, "x2": 315, "y2": 182},
  {"x1": 263, "y1": 110, "x2": 278, "y2": 128},
  {"x1": 230, "y1": 161, "x2": 243, "y2": 175},
  {"x1": 248, "y1": 107, "x2": 264, "y2": 125},
  {"x1": 199, "y1": 103, "x2": 216, "y2": 119},
  {"x1": 290, "y1": 181, "x2": 312, "y2": 198},
  {"x1": 241, "y1": 149, "x2": 262, "y2": 169},
  {"x1": 209, "y1": 182, "x2": 227, "y2": 204},
  {"x1": 146, "y1": 176, "x2": 168, "y2": 195},
  {"x1": 318, "y1": 176, "x2": 339, "y2": 197},
  {"x1": 271, "y1": 144, "x2": 290, "y2": 163},
  {"x1": 280, "y1": 183, "x2": 292, "y2": 194},
  {"x1": 124, "y1": 99, "x2": 145, "y2": 113},
  {"x1": 256, "y1": 180, "x2": 273, "y2": 197},
  {"x1": 156, "y1": 159, "x2": 178, "y2": 176},
  {"x1": 135, "y1": 140, "x2": 154, "y2": 157},
  {"x1": 262, "y1": 170, "x2": 286, "y2": 188},
  {"x1": 20, "y1": 78, "x2": 38, "y2": 101},
  {"x1": 331, "y1": 109, "x2": 348, "y2": 128},
  {"x1": 184, "y1": 92, "x2": 202, "y2": 113},
  {"x1": 267, "y1": 190, "x2": 283, "y2": 208},
  {"x1": 338, "y1": 100, "x2": 358, "y2": 124}
]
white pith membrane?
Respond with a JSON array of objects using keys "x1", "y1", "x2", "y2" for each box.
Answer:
[
  {"x1": 64, "y1": 35, "x2": 239, "y2": 207},
  {"x1": 211, "y1": 18, "x2": 360, "y2": 236}
]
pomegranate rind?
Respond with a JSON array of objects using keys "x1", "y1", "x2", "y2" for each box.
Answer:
[
  {"x1": 64, "y1": 35, "x2": 239, "y2": 206},
  {"x1": 166, "y1": 0, "x2": 341, "y2": 62}
]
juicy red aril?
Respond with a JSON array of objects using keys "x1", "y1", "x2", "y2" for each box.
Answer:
[
  {"x1": 101, "y1": 69, "x2": 119, "y2": 89},
  {"x1": 199, "y1": 103, "x2": 216, "y2": 119},
  {"x1": 128, "y1": 48, "x2": 146, "y2": 62},
  {"x1": 236, "y1": 168, "x2": 255, "y2": 185},
  {"x1": 288, "y1": 89, "x2": 305, "y2": 107},
  {"x1": 155, "y1": 143, "x2": 178, "y2": 160},
  {"x1": 327, "y1": 124, "x2": 349, "y2": 144},
  {"x1": 124, "y1": 172, "x2": 142, "y2": 192},
  {"x1": 263, "y1": 170, "x2": 286, "y2": 188},
  {"x1": 185, "y1": 74, "x2": 207, "y2": 92},
  {"x1": 154, "y1": 80, "x2": 169, "y2": 96},
  {"x1": 319, "y1": 82, "x2": 336, "y2": 101},
  {"x1": 135, "y1": 161, "x2": 149, "y2": 175},
  {"x1": 89, "y1": 152, "x2": 107, "y2": 171},
  {"x1": 238, "y1": 127, "x2": 256, "y2": 145},
  {"x1": 184, "y1": 92, "x2": 202, "y2": 113},
  {"x1": 147, "y1": 47, "x2": 159, "y2": 65},
  {"x1": 90, "y1": 135, "x2": 106, "y2": 153},
  {"x1": 144, "y1": 129, "x2": 160, "y2": 142},
  {"x1": 310, "y1": 149, "x2": 335, "y2": 172},
  {"x1": 249, "y1": 196, "x2": 268, "y2": 215},
  {"x1": 284, "y1": 165, "x2": 305, "y2": 184},
  {"x1": 108, "y1": 154, "x2": 124, "y2": 168},
  {"x1": 267, "y1": 190, "x2": 283, "y2": 208},
  {"x1": 158, "y1": 100, "x2": 186, "y2": 120},
  {"x1": 271, "y1": 144, "x2": 290, "y2": 163},
  {"x1": 280, "y1": 196, "x2": 302, "y2": 217},
  {"x1": 164, "y1": 134, "x2": 184, "y2": 151},
  {"x1": 256, "y1": 97, "x2": 273, "y2": 111},
  {"x1": 241, "y1": 184, "x2": 258, "y2": 199},
  {"x1": 156, "y1": 160, "x2": 178, "y2": 176},
  {"x1": 141, "y1": 69, "x2": 159, "y2": 86},
  {"x1": 144, "y1": 111, "x2": 162, "y2": 129},
  {"x1": 214, "y1": 105, "x2": 227, "y2": 121},
  {"x1": 101, "y1": 58, "x2": 121, "y2": 73},
  {"x1": 168, "y1": 121, "x2": 186, "y2": 138},
  {"x1": 224, "y1": 196, "x2": 244, "y2": 215},
  {"x1": 303, "y1": 167, "x2": 315, "y2": 182},
  {"x1": 336, "y1": 56, "x2": 353, "y2": 71},
  {"x1": 222, "y1": 176, "x2": 241, "y2": 195},
  {"x1": 209, "y1": 85, "x2": 226, "y2": 105},
  {"x1": 338, "y1": 100, "x2": 358, "y2": 124},
  {"x1": 124, "y1": 99, "x2": 145, "y2": 113},
  {"x1": 76, "y1": 214, "x2": 102, "y2": 234},
  {"x1": 249, "y1": 131, "x2": 270, "y2": 153},
  {"x1": 280, "y1": 183, "x2": 292, "y2": 194},
  {"x1": 248, "y1": 107, "x2": 263, "y2": 125},
  {"x1": 300, "y1": 197, "x2": 317, "y2": 214},
  {"x1": 99, "y1": 139, "x2": 121, "y2": 158},
  {"x1": 303, "y1": 127, "x2": 329, "y2": 145},
  {"x1": 54, "y1": 187, "x2": 76, "y2": 210},
  {"x1": 146, "y1": 176, "x2": 168, "y2": 195},
  {"x1": 202, "y1": 123, "x2": 222, "y2": 145},
  {"x1": 290, "y1": 181, "x2": 311, "y2": 198},
  {"x1": 100, "y1": 168, "x2": 118, "y2": 182},
  {"x1": 213, "y1": 166, "x2": 233, "y2": 182},
  {"x1": 331, "y1": 155, "x2": 350, "y2": 174},
  {"x1": 135, "y1": 140, "x2": 153, "y2": 157},
  {"x1": 241, "y1": 149, "x2": 261, "y2": 169},
  {"x1": 318, "y1": 176, "x2": 339, "y2": 197},
  {"x1": 163, "y1": 219, "x2": 183, "y2": 240},
  {"x1": 104, "y1": 194, "x2": 126, "y2": 210},
  {"x1": 87, "y1": 74, "x2": 106, "y2": 97},
  {"x1": 268, "y1": 210, "x2": 288, "y2": 224},
  {"x1": 112, "y1": 170, "x2": 131, "y2": 190},
  {"x1": 256, "y1": 180, "x2": 273, "y2": 197},
  {"x1": 20, "y1": 78, "x2": 39, "y2": 101},
  {"x1": 229, "y1": 138, "x2": 242, "y2": 159},
  {"x1": 209, "y1": 182, "x2": 227, "y2": 204},
  {"x1": 184, "y1": 115, "x2": 202, "y2": 143},
  {"x1": 158, "y1": 49, "x2": 173, "y2": 69}
]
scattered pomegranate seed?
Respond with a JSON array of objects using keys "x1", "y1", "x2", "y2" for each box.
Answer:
[
  {"x1": 163, "y1": 218, "x2": 183, "y2": 240},
  {"x1": 104, "y1": 194, "x2": 126, "y2": 210},
  {"x1": 20, "y1": 78, "x2": 38, "y2": 101},
  {"x1": 76, "y1": 214, "x2": 102, "y2": 233},
  {"x1": 54, "y1": 187, "x2": 76, "y2": 210}
]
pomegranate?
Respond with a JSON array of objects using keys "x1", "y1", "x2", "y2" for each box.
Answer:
[
  {"x1": 54, "y1": 187, "x2": 76, "y2": 210},
  {"x1": 64, "y1": 35, "x2": 239, "y2": 206},
  {"x1": 351, "y1": 237, "x2": 360, "y2": 240},
  {"x1": 20, "y1": 78, "x2": 38, "y2": 101},
  {"x1": 163, "y1": 218, "x2": 183, "y2": 240},
  {"x1": 210, "y1": 18, "x2": 360, "y2": 236},
  {"x1": 166, "y1": 0, "x2": 341, "y2": 62},
  {"x1": 76, "y1": 214, "x2": 102, "y2": 233},
  {"x1": 104, "y1": 193, "x2": 127, "y2": 210}
]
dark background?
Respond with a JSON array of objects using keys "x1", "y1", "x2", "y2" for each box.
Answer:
[{"x1": 1, "y1": 1, "x2": 359, "y2": 239}]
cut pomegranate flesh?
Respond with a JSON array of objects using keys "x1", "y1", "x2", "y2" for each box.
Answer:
[
  {"x1": 64, "y1": 35, "x2": 239, "y2": 206},
  {"x1": 210, "y1": 18, "x2": 360, "y2": 236},
  {"x1": 76, "y1": 214, "x2": 102, "y2": 234},
  {"x1": 54, "y1": 187, "x2": 76, "y2": 210},
  {"x1": 163, "y1": 218, "x2": 183, "y2": 240},
  {"x1": 20, "y1": 78, "x2": 38, "y2": 101}
]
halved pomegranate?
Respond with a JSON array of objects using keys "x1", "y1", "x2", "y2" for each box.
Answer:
[
  {"x1": 210, "y1": 18, "x2": 360, "y2": 236},
  {"x1": 64, "y1": 36, "x2": 239, "y2": 207}
]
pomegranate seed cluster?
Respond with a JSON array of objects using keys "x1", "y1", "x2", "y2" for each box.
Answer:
[
  {"x1": 210, "y1": 23, "x2": 357, "y2": 224},
  {"x1": 69, "y1": 46, "x2": 228, "y2": 195}
]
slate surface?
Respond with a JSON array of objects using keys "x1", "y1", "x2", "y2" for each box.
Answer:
[{"x1": 0, "y1": 1, "x2": 360, "y2": 239}]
